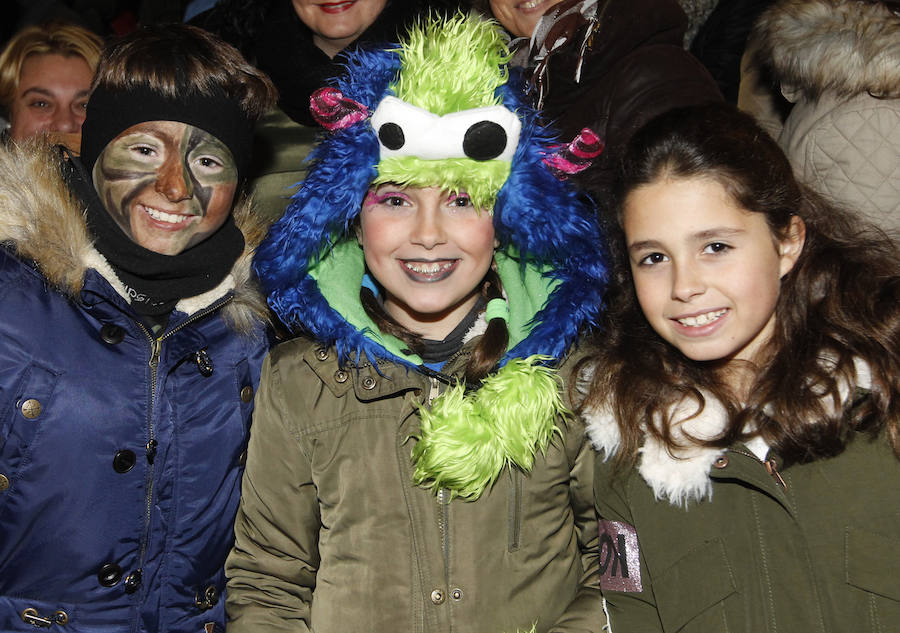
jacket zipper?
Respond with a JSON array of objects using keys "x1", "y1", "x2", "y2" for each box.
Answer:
[
  {"x1": 437, "y1": 487, "x2": 450, "y2": 592},
  {"x1": 426, "y1": 376, "x2": 453, "y2": 604},
  {"x1": 130, "y1": 298, "x2": 233, "y2": 609},
  {"x1": 132, "y1": 320, "x2": 160, "y2": 601}
]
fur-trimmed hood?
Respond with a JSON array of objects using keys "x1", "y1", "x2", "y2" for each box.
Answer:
[
  {"x1": 583, "y1": 358, "x2": 874, "y2": 506},
  {"x1": 755, "y1": 0, "x2": 900, "y2": 100},
  {"x1": 0, "y1": 139, "x2": 269, "y2": 333}
]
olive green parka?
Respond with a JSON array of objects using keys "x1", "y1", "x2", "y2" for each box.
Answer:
[
  {"x1": 225, "y1": 16, "x2": 610, "y2": 632},
  {"x1": 585, "y1": 381, "x2": 900, "y2": 633},
  {"x1": 226, "y1": 336, "x2": 601, "y2": 633}
]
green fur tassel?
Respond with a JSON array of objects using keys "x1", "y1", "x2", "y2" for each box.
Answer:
[{"x1": 411, "y1": 356, "x2": 568, "y2": 500}]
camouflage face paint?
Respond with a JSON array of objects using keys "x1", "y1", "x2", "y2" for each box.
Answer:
[{"x1": 93, "y1": 120, "x2": 238, "y2": 256}]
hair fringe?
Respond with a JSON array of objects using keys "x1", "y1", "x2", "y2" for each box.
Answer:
[
  {"x1": 92, "y1": 23, "x2": 277, "y2": 121},
  {"x1": 0, "y1": 22, "x2": 103, "y2": 110}
]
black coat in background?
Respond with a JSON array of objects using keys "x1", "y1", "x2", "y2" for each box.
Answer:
[
  {"x1": 515, "y1": 0, "x2": 722, "y2": 215},
  {"x1": 191, "y1": 0, "x2": 464, "y2": 127}
]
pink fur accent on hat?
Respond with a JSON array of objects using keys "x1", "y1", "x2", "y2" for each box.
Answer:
[{"x1": 310, "y1": 87, "x2": 369, "y2": 131}]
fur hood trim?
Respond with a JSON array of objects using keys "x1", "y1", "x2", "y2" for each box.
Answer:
[
  {"x1": 584, "y1": 357, "x2": 873, "y2": 506},
  {"x1": 755, "y1": 0, "x2": 900, "y2": 100},
  {"x1": 0, "y1": 140, "x2": 269, "y2": 334}
]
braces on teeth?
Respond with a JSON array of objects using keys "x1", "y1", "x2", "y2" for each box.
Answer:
[{"x1": 405, "y1": 261, "x2": 453, "y2": 274}]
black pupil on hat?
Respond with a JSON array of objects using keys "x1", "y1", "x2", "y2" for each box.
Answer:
[
  {"x1": 463, "y1": 121, "x2": 507, "y2": 161},
  {"x1": 378, "y1": 122, "x2": 405, "y2": 150}
]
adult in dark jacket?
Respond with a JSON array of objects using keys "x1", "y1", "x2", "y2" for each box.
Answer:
[
  {"x1": 476, "y1": 0, "x2": 722, "y2": 216},
  {"x1": 0, "y1": 24, "x2": 276, "y2": 633},
  {"x1": 191, "y1": 0, "x2": 465, "y2": 221}
]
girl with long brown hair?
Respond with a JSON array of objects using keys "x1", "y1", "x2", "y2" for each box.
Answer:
[{"x1": 579, "y1": 102, "x2": 899, "y2": 633}]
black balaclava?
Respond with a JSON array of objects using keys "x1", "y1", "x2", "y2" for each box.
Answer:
[{"x1": 73, "y1": 84, "x2": 253, "y2": 317}]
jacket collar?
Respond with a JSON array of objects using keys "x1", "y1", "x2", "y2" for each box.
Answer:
[
  {"x1": 583, "y1": 357, "x2": 873, "y2": 506},
  {"x1": 0, "y1": 139, "x2": 270, "y2": 333}
]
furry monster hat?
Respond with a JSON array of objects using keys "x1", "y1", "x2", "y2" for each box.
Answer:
[
  {"x1": 257, "y1": 14, "x2": 605, "y2": 361},
  {"x1": 255, "y1": 15, "x2": 607, "y2": 499}
]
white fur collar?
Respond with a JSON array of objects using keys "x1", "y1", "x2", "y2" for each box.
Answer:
[{"x1": 584, "y1": 358, "x2": 873, "y2": 506}]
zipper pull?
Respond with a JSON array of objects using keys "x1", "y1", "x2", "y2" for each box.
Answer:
[
  {"x1": 765, "y1": 458, "x2": 787, "y2": 489},
  {"x1": 428, "y1": 377, "x2": 440, "y2": 404},
  {"x1": 145, "y1": 439, "x2": 158, "y2": 464},
  {"x1": 149, "y1": 338, "x2": 162, "y2": 369}
]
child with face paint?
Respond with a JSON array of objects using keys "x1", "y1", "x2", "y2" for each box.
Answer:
[
  {"x1": 578, "y1": 103, "x2": 900, "y2": 633},
  {"x1": 225, "y1": 15, "x2": 609, "y2": 633},
  {"x1": 0, "y1": 24, "x2": 276, "y2": 633}
]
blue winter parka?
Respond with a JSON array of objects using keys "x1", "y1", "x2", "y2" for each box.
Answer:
[{"x1": 0, "y1": 141, "x2": 270, "y2": 633}]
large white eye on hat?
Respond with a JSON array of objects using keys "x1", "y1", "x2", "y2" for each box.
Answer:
[{"x1": 370, "y1": 96, "x2": 522, "y2": 163}]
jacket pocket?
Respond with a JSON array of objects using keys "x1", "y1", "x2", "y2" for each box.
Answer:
[
  {"x1": 653, "y1": 538, "x2": 737, "y2": 633},
  {"x1": 0, "y1": 363, "x2": 60, "y2": 511},
  {"x1": 845, "y1": 525, "x2": 900, "y2": 629}
]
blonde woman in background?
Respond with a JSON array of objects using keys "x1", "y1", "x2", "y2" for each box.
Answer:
[{"x1": 0, "y1": 22, "x2": 102, "y2": 153}]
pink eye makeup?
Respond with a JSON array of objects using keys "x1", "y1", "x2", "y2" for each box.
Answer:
[
  {"x1": 364, "y1": 189, "x2": 411, "y2": 207},
  {"x1": 446, "y1": 191, "x2": 472, "y2": 206}
]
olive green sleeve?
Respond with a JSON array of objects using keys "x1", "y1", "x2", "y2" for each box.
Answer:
[
  {"x1": 594, "y1": 457, "x2": 665, "y2": 633},
  {"x1": 225, "y1": 353, "x2": 319, "y2": 632},
  {"x1": 545, "y1": 423, "x2": 607, "y2": 633}
]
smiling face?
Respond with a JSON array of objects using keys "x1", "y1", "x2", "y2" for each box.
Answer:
[
  {"x1": 489, "y1": 0, "x2": 564, "y2": 38},
  {"x1": 359, "y1": 185, "x2": 496, "y2": 340},
  {"x1": 292, "y1": 0, "x2": 388, "y2": 58},
  {"x1": 623, "y1": 176, "x2": 804, "y2": 368},
  {"x1": 93, "y1": 120, "x2": 238, "y2": 256},
  {"x1": 8, "y1": 53, "x2": 93, "y2": 148}
]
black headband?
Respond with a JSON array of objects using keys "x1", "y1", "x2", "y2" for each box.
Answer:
[{"x1": 80, "y1": 84, "x2": 253, "y2": 182}]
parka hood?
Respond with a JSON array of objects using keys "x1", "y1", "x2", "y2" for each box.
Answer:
[
  {"x1": 0, "y1": 139, "x2": 269, "y2": 333},
  {"x1": 255, "y1": 18, "x2": 608, "y2": 369},
  {"x1": 755, "y1": 0, "x2": 900, "y2": 100}
]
